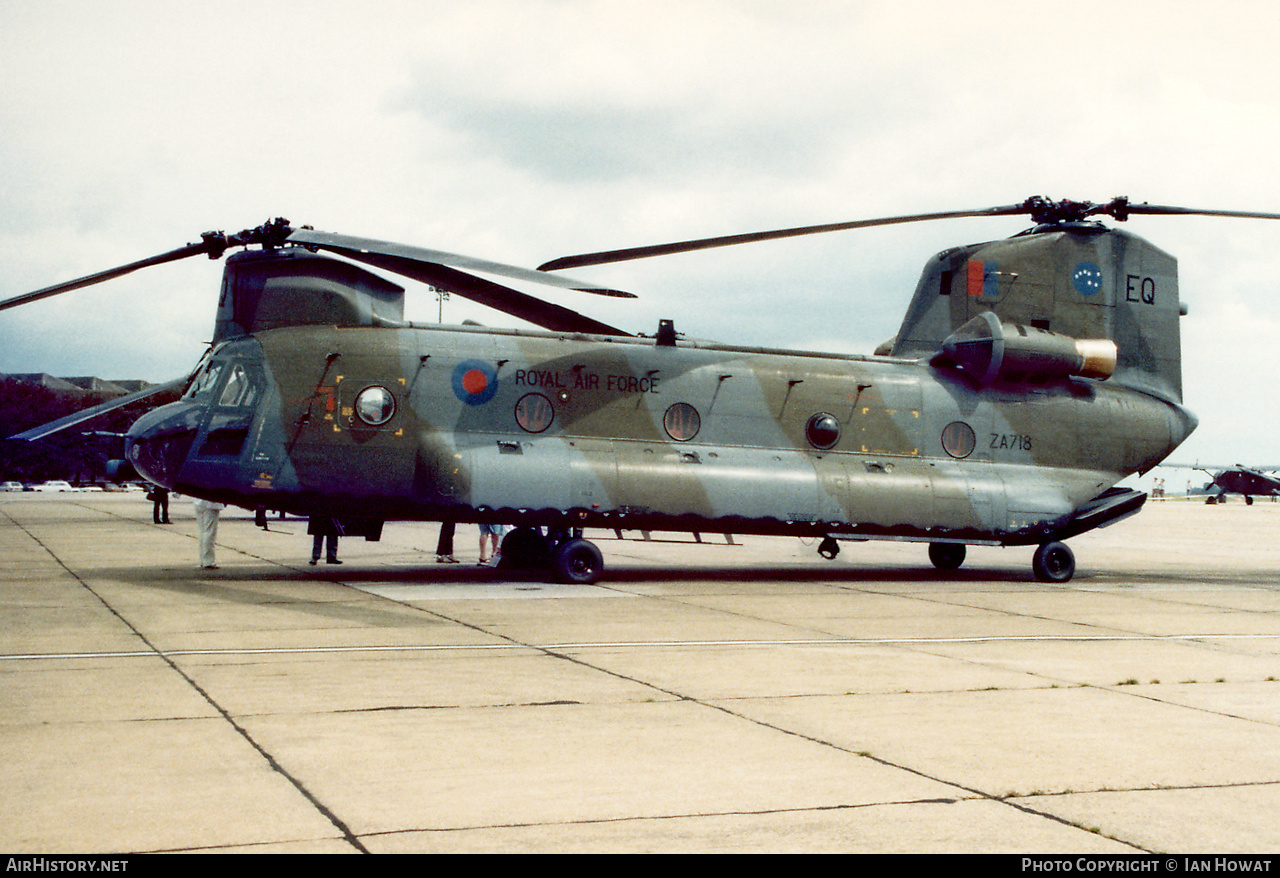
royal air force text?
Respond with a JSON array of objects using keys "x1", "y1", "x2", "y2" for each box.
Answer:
[{"x1": 514, "y1": 369, "x2": 660, "y2": 395}]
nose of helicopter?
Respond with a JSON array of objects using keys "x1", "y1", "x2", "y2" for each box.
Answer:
[{"x1": 125, "y1": 400, "x2": 205, "y2": 489}]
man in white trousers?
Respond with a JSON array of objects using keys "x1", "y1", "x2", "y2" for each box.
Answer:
[{"x1": 192, "y1": 497, "x2": 225, "y2": 569}]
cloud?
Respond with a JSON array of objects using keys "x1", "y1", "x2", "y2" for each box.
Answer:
[
  {"x1": 410, "y1": 98, "x2": 828, "y2": 185},
  {"x1": 3, "y1": 0, "x2": 1280, "y2": 465}
]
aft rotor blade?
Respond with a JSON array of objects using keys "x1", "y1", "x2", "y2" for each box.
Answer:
[
  {"x1": 0, "y1": 241, "x2": 210, "y2": 312},
  {"x1": 1117, "y1": 203, "x2": 1280, "y2": 221},
  {"x1": 537, "y1": 203, "x2": 1031, "y2": 271},
  {"x1": 288, "y1": 229, "x2": 636, "y2": 298}
]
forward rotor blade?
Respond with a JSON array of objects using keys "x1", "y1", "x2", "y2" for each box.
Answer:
[
  {"x1": 0, "y1": 241, "x2": 210, "y2": 312},
  {"x1": 303, "y1": 249, "x2": 632, "y2": 337},
  {"x1": 288, "y1": 229, "x2": 636, "y2": 298},
  {"x1": 537, "y1": 203, "x2": 1031, "y2": 271},
  {"x1": 8, "y1": 376, "x2": 189, "y2": 442}
]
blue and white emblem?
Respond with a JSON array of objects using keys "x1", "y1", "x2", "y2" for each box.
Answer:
[{"x1": 1072, "y1": 261, "x2": 1103, "y2": 296}]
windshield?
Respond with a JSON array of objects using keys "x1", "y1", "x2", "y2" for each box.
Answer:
[{"x1": 183, "y1": 357, "x2": 224, "y2": 401}]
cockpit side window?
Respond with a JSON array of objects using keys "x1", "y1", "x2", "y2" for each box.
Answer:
[
  {"x1": 217, "y1": 364, "x2": 259, "y2": 408},
  {"x1": 194, "y1": 361, "x2": 262, "y2": 458}
]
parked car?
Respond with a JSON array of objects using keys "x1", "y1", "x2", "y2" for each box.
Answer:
[
  {"x1": 1, "y1": 481, "x2": 24, "y2": 492},
  {"x1": 31, "y1": 480, "x2": 76, "y2": 492}
]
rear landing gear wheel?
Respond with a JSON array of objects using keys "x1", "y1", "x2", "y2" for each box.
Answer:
[
  {"x1": 1032, "y1": 541, "x2": 1075, "y2": 583},
  {"x1": 552, "y1": 538, "x2": 603, "y2": 585},
  {"x1": 928, "y1": 542, "x2": 966, "y2": 571}
]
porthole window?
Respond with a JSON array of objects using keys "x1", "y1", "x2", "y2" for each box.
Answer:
[
  {"x1": 354, "y1": 385, "x2": 396, "y2": 426},
  {"x1": 515, "y1": 393, "x2": 555, "y2": 433},
  {"x1": 663, "y1": 402, "x2": 701, "y2": 441},
  {"x1": 805, "y1": 413, "x2": 841, "y2": 450},
  {"x1": 941, "y1": 421, "x2": 976, "y2": 459}
]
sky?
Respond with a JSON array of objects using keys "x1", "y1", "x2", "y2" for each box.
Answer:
[{"x1": 2, "y1": 0, "x2": 1279, "y2": 470}]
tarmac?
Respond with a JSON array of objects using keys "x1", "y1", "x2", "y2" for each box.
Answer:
[{"x1": 1, "y1": 490, "x2": 1279, "y2": 854}]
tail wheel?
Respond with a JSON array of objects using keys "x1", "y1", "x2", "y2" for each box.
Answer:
[
  {"x1": 928, "y1": 542, "x2": 966, "y2": 570},
  {"x1": 552, "y1": 538, "x2": 604, "y2": 585},
  {"x1": 1032, "y1": 541, "x2": 1075, "y2": 583}
]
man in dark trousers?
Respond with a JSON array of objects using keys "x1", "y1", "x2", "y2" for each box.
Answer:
[
  {"x1": 149, "y1": 485, "x2": 170, "y2": 524},
  {"x1": 308, "y1": 516, "x2": 343, "y2": 565},
  {"x1": 436, "y1": 520, "x2": 458, "y2": 563}
]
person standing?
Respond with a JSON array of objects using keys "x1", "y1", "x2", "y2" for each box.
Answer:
[
  {"x1": 436, "y1": 520, "x2": 458, "y2": 563},
  {"x1": 149, "y1": 485, "x2": 170, "y2": 524},
  {"x1": 192, "y1": 497, "x2": 225, "y2": 569},
  {"x1": 308, "y1": 516, "x2": 343, "y2": 565},
  {"x1": 478, "y1": 522, "x2": 505, "y2": 567}
]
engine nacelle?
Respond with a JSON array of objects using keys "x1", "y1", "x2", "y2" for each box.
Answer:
[{"x1": 942, "y1": 311, "x2": 1116, "y2": 385}]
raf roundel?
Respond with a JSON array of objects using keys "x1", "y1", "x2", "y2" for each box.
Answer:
[{"x1": 452, "y1": 359, "x2": 499, "y2": 405}]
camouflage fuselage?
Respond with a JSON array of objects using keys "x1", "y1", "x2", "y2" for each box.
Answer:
[{"x1": 128, "y1": 321, "x2": 1194, "y2": 546}]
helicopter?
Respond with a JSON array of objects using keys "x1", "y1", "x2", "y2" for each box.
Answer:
[{"x1": 4, "y1": 196, "x2": 1278, "y2": 584}]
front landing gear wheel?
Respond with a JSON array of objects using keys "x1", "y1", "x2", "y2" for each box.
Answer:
[
  {"x1": 498, "y1": 527, "x2": 551, "y2": 570},
  {"x1": 928, "y1": 542, "x2": 966, "y2": 571},
  {"x1": 552, "y1": 538, "x2": 604, "y2": 584},
  {"x1": 1032, "y1": 541, "x2": 1075, "y2": 583}
]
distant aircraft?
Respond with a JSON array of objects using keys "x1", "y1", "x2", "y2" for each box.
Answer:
[{"x1": 1196, "y1": 466, "x2": 1280, "y2": 505}]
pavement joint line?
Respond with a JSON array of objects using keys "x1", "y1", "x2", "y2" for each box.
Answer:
[
  {"x1": 4, "y1": 631, "x2": 1280, "y2": 662},
  {"x1": 3, "y1": 509, "x2": 372, "y2": 852}
]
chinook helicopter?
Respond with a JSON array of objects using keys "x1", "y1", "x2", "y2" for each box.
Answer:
[{"x1": 4, "y1": 196, "x2": 1277, "y2": 583}]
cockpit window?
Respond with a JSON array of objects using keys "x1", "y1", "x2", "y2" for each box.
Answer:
[
  {"x1": 185, "y1": 360, "x2": 224, "y2": 400},
  {"x1": 217, "y1": 364, "x2": 258, "y2": 408}
]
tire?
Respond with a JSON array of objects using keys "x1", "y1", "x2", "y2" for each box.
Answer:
[
  {"x1": 552, "y1": 538, "x2": 604, "y2": 585},
  {"x1": 928, "y1": 542, "x2": 966, "y2": 570},
  {"x1": 1032, "y1": 541, "x2": 1075, "y2": 583},
  {"x1": 499, "y1": 526, "x2": 551, "y2": 569}
]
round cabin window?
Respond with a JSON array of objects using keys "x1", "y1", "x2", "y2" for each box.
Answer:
[
  {"x1": 354, "y1": 385, "x2": 396, "y2": 426},
  {"x1": 805, "y1": 413, "x2": 841, "y2": 450},
  {"x1": 941, "y1": 421, "x2": 976, "y2": 459},
  {"x1": 663, "y1": 402, "x2": 701, "y2": 441},
  {"x1": 515, "y1": 393, "x2": 555, "y2": 433}
]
